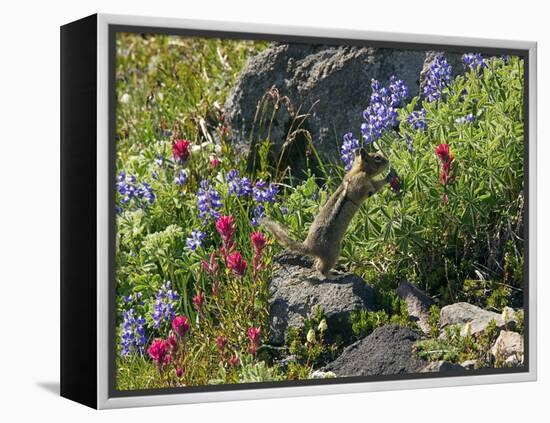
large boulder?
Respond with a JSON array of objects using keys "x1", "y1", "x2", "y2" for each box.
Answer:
[
  {"x1": 439, "y1": 302, "x2": 517, "y2": 337},
  {"x1": 323, "y1": 324, "x2": 426, "y2": 376},
  {"x1": 224, "y1": 43, "x2": 464, "y2": 170},
  {"x1": 396, "y1": 280, "x2": 434, "y2": 334},
  {"x1": 268, "y1": 251, "x2": 375, "y2": 345}
]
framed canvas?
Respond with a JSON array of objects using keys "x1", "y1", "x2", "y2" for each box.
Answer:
[{"x1": 60, "y1": 13, "x2": 537, "y2": 409}]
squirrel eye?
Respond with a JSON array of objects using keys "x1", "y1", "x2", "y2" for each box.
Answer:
[{"x1": 374, "y1": 156, "x2": 381, "y2": 163}]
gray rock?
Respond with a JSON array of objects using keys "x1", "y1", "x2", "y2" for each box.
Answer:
[
  {"x1": 439, "y1": 302, "x2": 516, "y2": 337},
  {"x1": 323, "y1": 324, "x2": 427, "y2": 376},
  {"x1": 225, "y1": 44, "x2": 464, "y2": 170},
  {"x1": 268, "y1": 251, "x2": 375, "y2": 345},
  {"x1": 396, "y1": 280, "x2": 434, "y2": 334},
  {"x1": 490, "y1": 330, "x2": 524, "y2": 364},
  {"x1": 421, "y1": 360, "x2": 465, "y2": 373}
]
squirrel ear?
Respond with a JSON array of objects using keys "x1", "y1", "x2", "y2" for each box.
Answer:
[{"x1": 358, "y1": 148, "x2": 367, "y2": 160}]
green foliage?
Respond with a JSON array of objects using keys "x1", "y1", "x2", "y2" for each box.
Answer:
[
  {"x1": 114, "y1": 33, "x2": 525, "y2": 389},
  {"x1": 283, "y1": 308, "x2": 340, "y2": 378},
  {"x1": 427, "y1": 304, "x2": 441, "y2": 338},
  {"x1": 351, "y1": 310, "x2": 390, "y2": 339},
  {"x1": 344, "y1": 56, "x2": 525, "y2": 304},
  {"x1": 415, "y1": 319, "x2": 501, "y2": 368}
]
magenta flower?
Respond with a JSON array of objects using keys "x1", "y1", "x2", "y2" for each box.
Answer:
[
  {"x1": 215, "y1": 215, "x2": 236, "y2": 243},
  {"x1": 210, "y1": 156, "x2": 220, "y2": 169},
  {"x1": 250, "y1": 231, "x2": 267, "y2": 255},
  {"x1": 176, "y1": 367, "x2": 183, "y2": 378},
  {"x1": 172, "y1": 315, "x2": 190, "y2": 338},
  {"x1": 247, "y1": 327, "x2": 261, "y2": 355},
  {"x1": 216, "y1": 335, "x2": 228, "y2": 352},
  {"x1": 201, "y1": 251, "x2": 219, "y2": 276},
  {"x1": 436, "y1": 144, "x2": 454, "y2": 187},
  {"x1": 147, "y1": 338, "x2": 169, "y2": 364},
  {"x1": 172, "y1": 139, "x2": 191, "y2": 163},
  {"x1": 227, "y1": 251, "x2": 247, "y2": 277},
  {"x1": 192, "y1": 291, "x2": 205, "y2": 311},
  {"x1": 229, "y1": 355, "x2": 240, "y2": 368},
  {"x1": 166, "y1": 333, "x2": 178, "y2": 353}
]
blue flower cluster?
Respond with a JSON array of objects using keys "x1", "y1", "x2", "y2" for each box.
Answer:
[
  {"x1": 197, "y1": 179, "x2": 222, "y2": 221},
  {"x1": 226, "y1": 169, "x2": 252, "y2": 198},
  {"x1": 360, "y1": 76, "x2": 409, "y2": 144},
  {"x1": 186, "y1": 229, "x2": 206, "y2": 251},
  {"x1": 120, "y1": 308, "x2": 147, "y2": 356},
  {"x1": 422, "y1": 55, "x2": 452, "y2": 102},
  {"x1": 151, "y1": 281, "x2": 180, "y2": 329},
  {"x1": 463, "y1": 53, "x2": 487, "y2": 71},
  {"x1": 174, "y1": 169, "x2": 187, "y2": 186},
  {"x1": 253, "y1": 180, "x2": 278, "y2": 204},
  {"x1": 406, "y1": 108, "x2": 428, "y2": 130},
  {"x1": 341, "y1": 132, "x2": 361, "y2": 171},
  {"x1": 116, "y1": 172, "x2": 156, "y2": 208},
  {"x1": 123, "y1": 291, "x2": 143, "y2": 304},
  {"x1": 252, "y1": 204, "x2": 265, "y2": 227},
  {"x1": 455, "y1": 113, "x2": 475, "y2": 124},
  {"x1": 251, "y1": 180, "x2": 278, "y2": 227}
]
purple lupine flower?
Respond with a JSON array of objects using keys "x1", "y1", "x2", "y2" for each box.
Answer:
[
  {"x1": 251, "y1": 204, "x2": 265, "y2": 227},
  {"x1": 253, "y1": 181, "x2": 278, "y2": 204},
  {"x1": 154, "y1": 155, "x2": 164, "y2": 167},
  {"x1": 117, "y1": 172, "x2": 155, "y2": 208},
  {"x1": 120, "y1": 308, "x2": 147, "y2": 356},
  {"x1": 341, "y1": 132, "x2": 361, "y2": 170},
  {"x1": 359, "y1": 76, "x2": 409, "y2": 146},
  {"x1": 197, "y1": 180, "x2": 222, "y2": 221},
  {"x1": 406, "y1": 108, "x2": 427, "y2": 130},
  {"x1": 151, "y1": 281, "x2": 180, "y2": 329},
  {"x1": 455, "y1": 113, "x2": 475, "y2": 125},
  {"x1": 463, "y1": 53, "x2": 487, "y2": 71},
  {"x1": 138, "y1": 182, "x2": 155, "y2": 204},
  {"x1": 186, "y1": 229, "x2": 206, "y2": 251},
  {"x1": 226, "y1": 169, "x2": 252, "y2": 198},
  {"x1": 280, "y1": 206, "x2": 288, "y2": 215},
  {"x1": 423, "y1": 54, "x2": 453, "y2": 102},
  {"x1": 388, "y1": 75, "x2": 410, "y2": 107},
  {"x1": 174, "y1": 169, "x2": 187, "y2": 185}
]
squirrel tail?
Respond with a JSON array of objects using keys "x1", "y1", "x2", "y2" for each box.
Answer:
[{"x1": 263, "y1": 218, "x2": 312, "y2": 256}]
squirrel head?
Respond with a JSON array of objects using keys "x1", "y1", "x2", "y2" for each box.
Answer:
[{"x1": 352, "y1": 148, "x2": 389, "y2": 176}]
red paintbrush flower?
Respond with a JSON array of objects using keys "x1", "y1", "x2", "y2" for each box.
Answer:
[
  {"x1": 250, "y1": 231, "x2": 267, "y2": 255},
  {"x1": 172, "y1": 139, "x2": 191, "y2": 163},
  {"x1": 247, "y1": 327, "x2": 261, "y2": 355},
  {"x1": 216, "y1": 335, "x2": 228, "y2": 352},
  {"x1": 215, "y1": 215, "x2": 236, "y2": 243},
  {"x1": 226, "y1": 251, "x2": 247, "y2": 277},
  {"x1": 148, "y1": 338, "x2": 169, "y2": 364},
  {"x1": 192, "y1": 291, "x2": 205, "y2": 311},
  {"x1": 171, "y1": 316, "x2": 190, "y2": 338},
  {"x1": 201, "y1": 251, "x2": 219, "y2": 276}
]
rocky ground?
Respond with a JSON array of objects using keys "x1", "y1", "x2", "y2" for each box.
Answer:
[{"x1": 268, "y1": 252, "x2": 524, "y2": 377}]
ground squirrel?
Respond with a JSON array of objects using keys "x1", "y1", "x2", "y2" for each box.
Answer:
[{"x1": 264, "y1": 148, "x2": 391, "y2": 277}]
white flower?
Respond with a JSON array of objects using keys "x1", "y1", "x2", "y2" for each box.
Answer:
[
  {"x1": 120, "y1": 93, "x2": 131, "y2": 104},
  {"x1": 306, "y1": 329, "x2": 316, "y2": 344}
]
